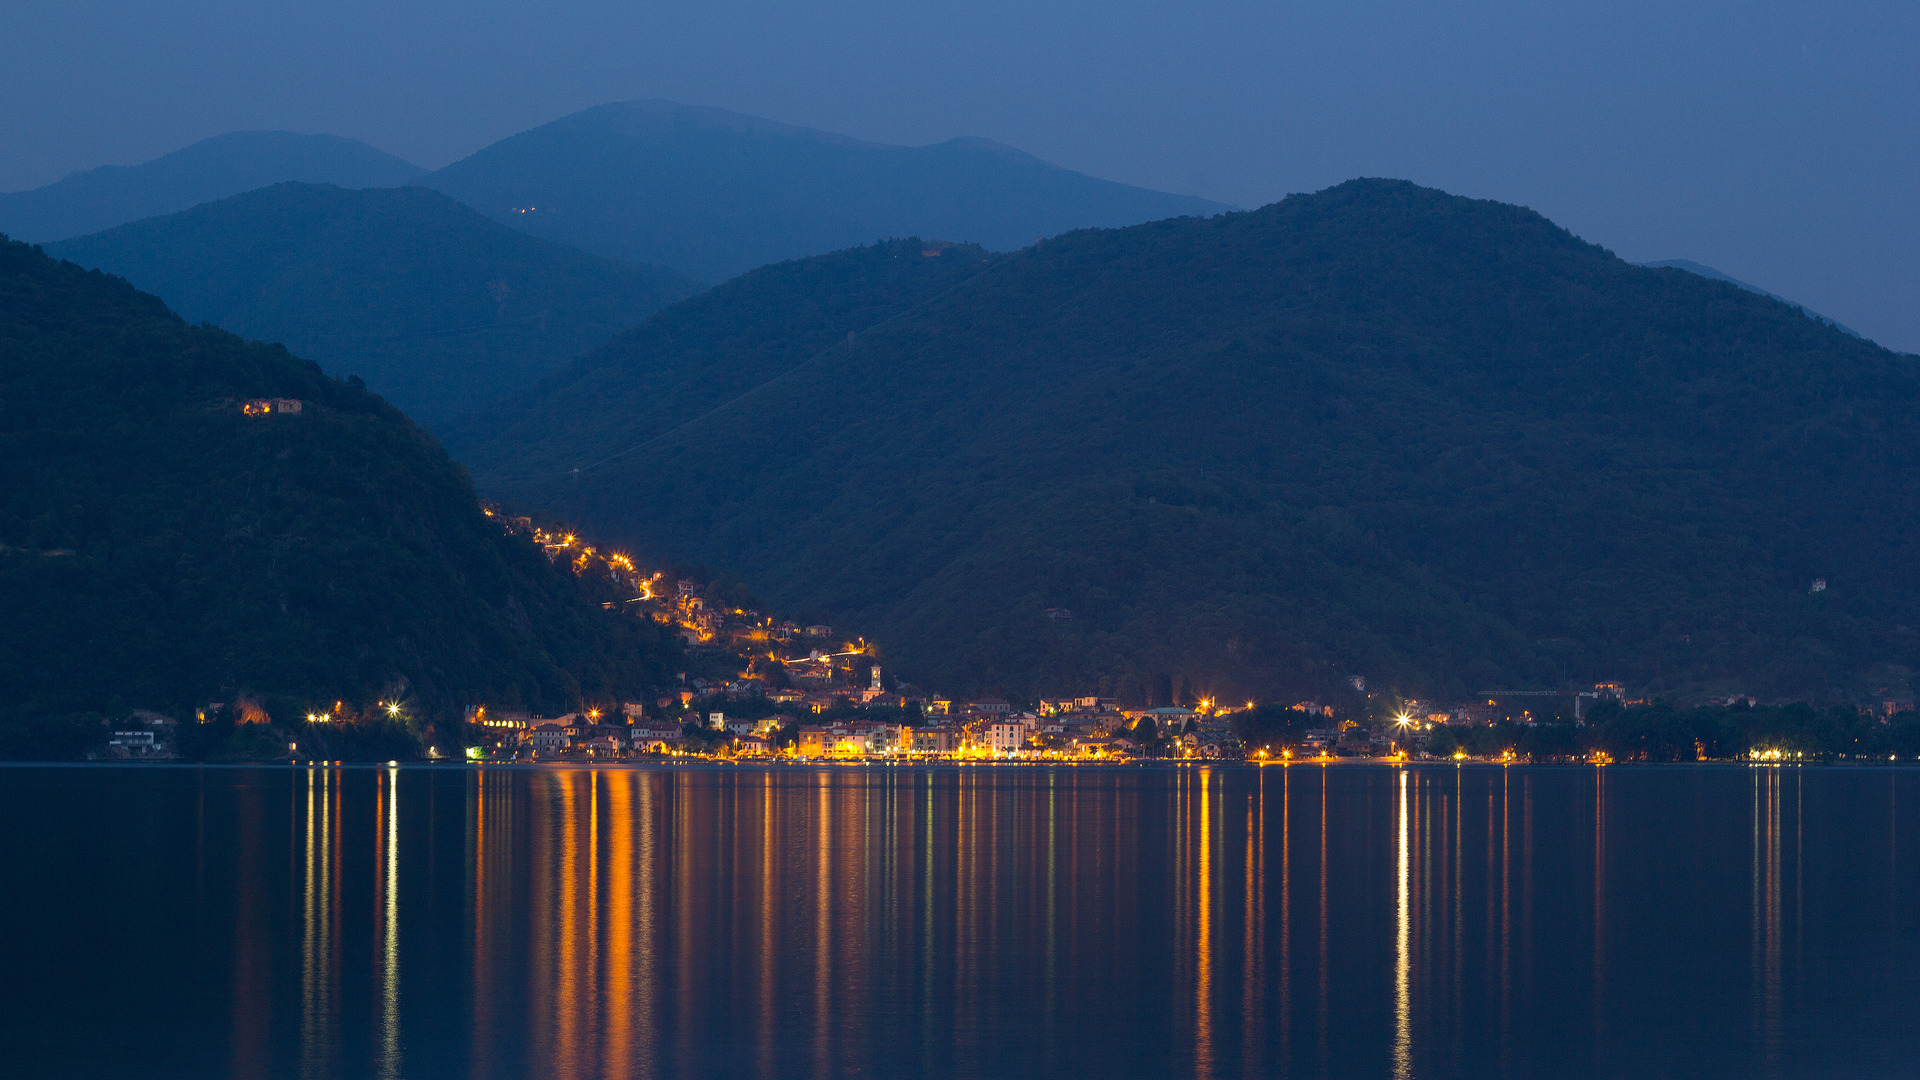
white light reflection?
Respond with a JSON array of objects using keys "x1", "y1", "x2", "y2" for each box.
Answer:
[
  {"x1": 1393, "y1": 768, "x2": 1413, "y2": 1080},
  {"x1": 378, "y1": 765, "x2": 401, "y2": 1080}
]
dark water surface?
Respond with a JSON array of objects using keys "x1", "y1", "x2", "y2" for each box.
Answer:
[{"x1": 2, "y1": 763, "x2": 1917, "y2": 1079}]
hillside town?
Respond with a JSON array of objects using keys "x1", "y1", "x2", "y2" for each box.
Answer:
[
  {"x1": 97, "y1": 509, "x2": 1920, "y2": 766},
  {"x1": 452, "y1": 510, "x2": 1636, "y2": 764}
]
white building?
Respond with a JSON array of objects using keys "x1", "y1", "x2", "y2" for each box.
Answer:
[
  {"x1": 106, "y1": 730, "x2": 163, "y2": 758},
  {"x1": 987, "y1": 721, "x2": 1027, "y2": 753}
]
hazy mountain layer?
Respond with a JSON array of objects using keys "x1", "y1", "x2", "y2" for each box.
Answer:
[
  {"x1": 449, "y1": 180, "x2": 1920, "y2": 705},
  {"x1": 48, "y1": 183, "x2": 699, "y2": 424},
  {"x1": 426, "y1": 99, "x2": 1230, "y2": 282},
  {"x1": 1638, "y1": 259, "x2": 1860, "y2": 338},
  {"x1": 0, "y1": 131, "x2": 423, "y2": 243},
  {"x1": 0, "y1": 235, "x2": 678, "y2": 735}
]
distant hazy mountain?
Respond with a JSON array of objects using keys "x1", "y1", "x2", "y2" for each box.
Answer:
[
  {"x1": 425, "y1": 99, "x2": 1232, "y2": 282},
  {"x1": 48, "y1": 183, "x2": 699, "y2": 423},
  {"x1": 1638, "y1": 258, "x2": 1860, "y2": 338},
  {"x1": 0, "y1": 131, "x2": 423, "y2": 243},
  {"x1": 450, "y1": 181, "x2": 1920, "y2": 706}
]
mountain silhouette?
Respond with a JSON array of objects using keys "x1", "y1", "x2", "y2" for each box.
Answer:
[
  {"x1": 0, "y1": 131, "x2": 423, "y2": 243},
  {"x1": 48, "y1": 183, "x2": 698, "y2": 424},
  {"x1": 448, "y1": 180, "x2": 1920, "y2": 705},
  {"x1": 425, "y1": 99, "x2": 1231, "y2": 282}
]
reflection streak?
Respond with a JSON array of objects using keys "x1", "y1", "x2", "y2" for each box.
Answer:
[
  {"x1": 1393, "y1": 769, "x2": 1412, "y2": 1080},
  {"x1": 198, "y1": 762, "x2": 1920, "y2": 1080},
  {"x1": 1195, "y1": 768, "x2": 1213, "y2": 1079},
  {"x1": 300, "y1": 768, "x2": 336, "y2": 1080},
  {"x1": 378, "y1": 767, "x2": 401, "y2": 1080}
]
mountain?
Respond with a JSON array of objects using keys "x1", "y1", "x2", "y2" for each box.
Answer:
[
  {"x1": 1638, "y1": 259, "x2": 1861, "y2": 338},
  {"x1": 0, "y1": 131, "x2": 424, "y2": 244},
  {"x1": 424, "y1": 99, "x2": 1231, "y2": 283},
  {"x1": 47, "y1": 183, "x2": 699, "y2": 424},
  {"x1": 0, "y1": 234, "x2": 679, "y2": 752},
  {"x1": 446, "y1": 180, "x2": 1920, "y2": 706}
]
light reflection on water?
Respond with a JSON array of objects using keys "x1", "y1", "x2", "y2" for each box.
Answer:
[{"x1": 3, "y1": 763, "x2": 1919, "y2": 1079}]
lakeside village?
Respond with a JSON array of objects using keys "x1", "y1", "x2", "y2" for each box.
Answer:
[
  {"x1": 450, "y1": 511, "x2": 1587, "y2": 764},
  {"x1": 102, "y1": 509, "x2": 1920, "y2": 765},
  {"x1": 440, "y1": 516, "x2": 1802, "y2": 766}
]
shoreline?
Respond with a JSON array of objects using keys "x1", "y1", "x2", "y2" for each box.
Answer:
[{"x1": 4, "y1": 757, "x2": 1914, "y2": 770}]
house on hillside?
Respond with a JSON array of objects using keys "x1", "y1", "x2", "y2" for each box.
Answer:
[
  {"x1": 632, "y1": 726, "x2": 685, "y2": 752},
  {"x1": 1124, "y1": 707, "x2": 1195, "y2": 731},
  {"x1": 527, "y1": 724, "x2": 571, "y2": 753},
  {"x1": 786, "y1": 657, "x2": 833, "y2": 686},
  {"x1": 469, "y1": 707, "x2": 530, "y2": 730},
  {"x1": 577, "y1": 735, "x2": 622, "y2": 756},
  {"x1": 1181, "y1": 731, "x2": 1238, "y2": 758},
  {"x1": 106, "y1": 730, "x2": 164, "y2": 758}
]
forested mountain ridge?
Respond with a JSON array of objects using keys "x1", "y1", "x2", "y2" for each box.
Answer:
[
  {"x1": 0, "y1": 236, "x2": 678, "y2": 749},
  {"x1": 452, "y1": 179, "x2": 1920, "y2": 706},
  {"x1": 445, "y1": 238, "x2": 997, "y2": 474},
  {"x1": 1637, "y1": 258, "x2": 1860, "y2": 338},
  {"x1": 0, "y1": 131, "x2": 423, "y2": 243},
  {"x1": 424, "y1": 99, "x2": 1229, "y2": 282},
  {"x1": 47, "y1": 183, "x2": 699, "y2": 424}
]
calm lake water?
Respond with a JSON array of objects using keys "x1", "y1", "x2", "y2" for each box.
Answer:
[{"x1": 2, "y1": 762, "x2": 1916, "y2": 1079}]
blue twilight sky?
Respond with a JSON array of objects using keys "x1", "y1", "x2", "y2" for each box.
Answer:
[{"x1": 3, "y1": 0, "x2": 1915, "y2": 351}]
